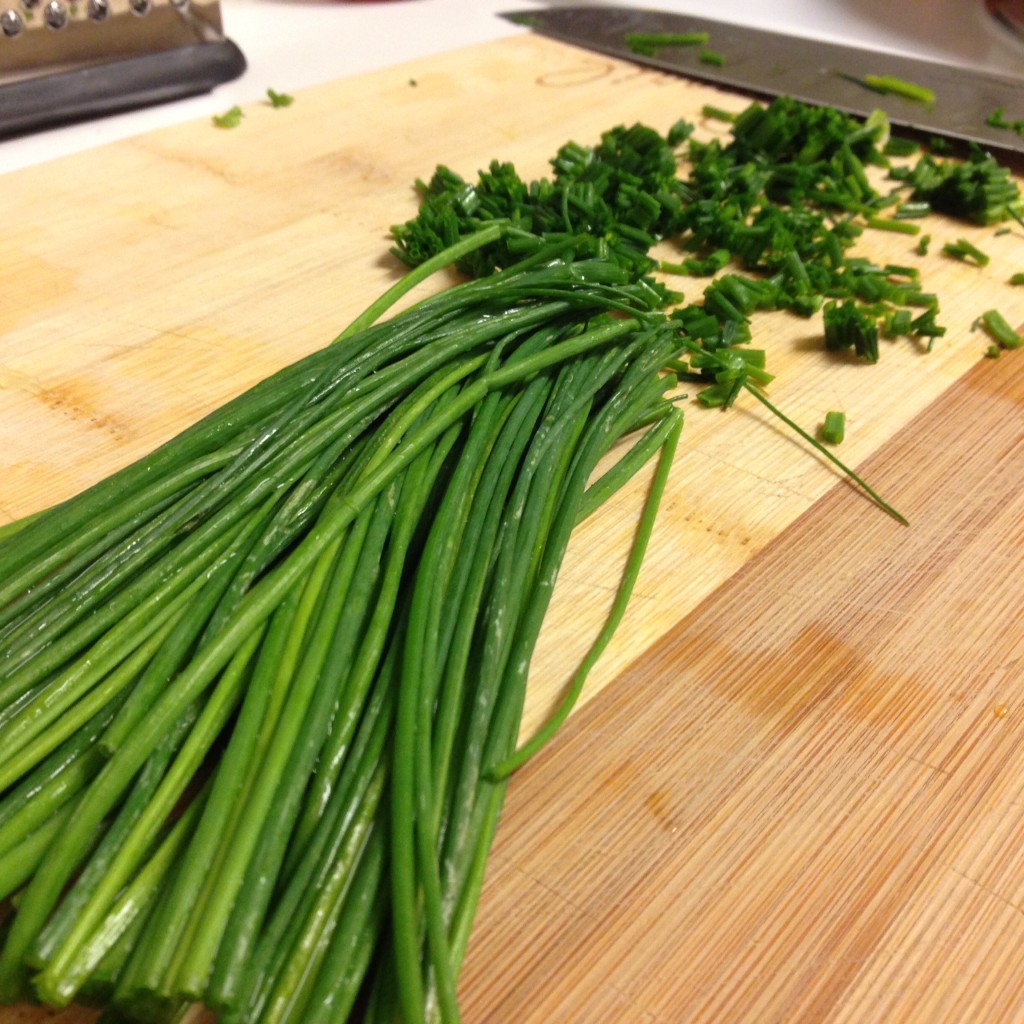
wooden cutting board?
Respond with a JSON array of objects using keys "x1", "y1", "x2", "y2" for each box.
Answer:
[{"x1": 2, "y1": 31, "x2": 1023, "y2": 1024}]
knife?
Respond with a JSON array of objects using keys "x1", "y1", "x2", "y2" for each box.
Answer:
[{"x1": 502, "y1": 5, "x2": 1024, "y2": 155}]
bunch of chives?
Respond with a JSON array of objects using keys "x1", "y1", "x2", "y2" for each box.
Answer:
[{"x1": 0, "y1": 229, "x2": 682, "y2": 1023}]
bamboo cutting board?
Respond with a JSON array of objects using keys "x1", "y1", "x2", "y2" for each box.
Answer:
[{"x1": 2, "y1": 31, "x2": 1023, "y2": 1024}]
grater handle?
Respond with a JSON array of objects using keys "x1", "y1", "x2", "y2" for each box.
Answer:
[{"x1": 0, "y1": 38, "x2": 246, "y2": 138}]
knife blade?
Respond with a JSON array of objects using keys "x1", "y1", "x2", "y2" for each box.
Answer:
[{"x1": 502, "y1": 6, "x2": 1024, "y2": 155}]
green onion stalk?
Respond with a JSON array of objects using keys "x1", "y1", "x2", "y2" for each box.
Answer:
[{"x1": 0, "y1": 228, "x2": 685, "y2": 1023}]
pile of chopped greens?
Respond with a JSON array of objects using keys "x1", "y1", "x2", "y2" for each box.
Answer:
[{"x1": 393, "y1": 95, "x2": 1024, "y2": 372}]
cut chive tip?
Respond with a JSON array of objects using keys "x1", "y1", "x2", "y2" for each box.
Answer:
[{"x1": 822, "y1": 410, "x2": 846, "y2": 445}]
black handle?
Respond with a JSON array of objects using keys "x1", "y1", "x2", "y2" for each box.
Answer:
[{"x1": 0, "y1": 38, "x2": 246, "y2": 139}]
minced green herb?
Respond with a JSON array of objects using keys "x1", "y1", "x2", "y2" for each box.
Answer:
[
  {"x1": 884, "y1": 137, "x2": 920, "y2": 157},
  {"x1": 893, "y1": 146, "x2": 1024, "y2": 225},
  {"x1": 212, "y1": 105, "x2": 244, "y2": 129},
  {"x1": 822, "y1": 410, "x2": 846, "y2": 444},
  {"x1": 864, "y1": 216, "x2": 921, "y2": 235},
  {"x1": 266, "y1": 88, "x2": 294, "y2": 108},
  {"x1": 893, "y1": 201, "x2": 931, "y2": 219},
  {"x1": 626, "y1": 30, "x2": 710, "y2": 56},
  {"x1": 979, "y1": 309, "x2": 1023, "y2": 349},
  {"x1": 986, "y1": 107, "x2": 1024, "y2": 136},
  {"x1": 1010, "y1": 273, "x2": 1024, "y2": 286},
  {"x1": 701, "y1": 104, "x2": 735, "y2": 122},
  {"x1": 942, "y1": 238, "x2": 991, "y2": 267},
  {"x1": 699, "y1": 49, "x2": 725, "y2": 66},
  {"x1": 858, "y1": 74, "x2": 936, "y2": 106}
]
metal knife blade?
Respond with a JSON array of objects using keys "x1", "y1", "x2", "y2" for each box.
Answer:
[{"x1": 502, "y1": 6, "x2": 1024, "y2": 155}]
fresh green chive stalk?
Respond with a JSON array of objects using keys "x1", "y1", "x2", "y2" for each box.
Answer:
[{"x1": 0, "y1": 229, "x2": 698, "y2": 1021}]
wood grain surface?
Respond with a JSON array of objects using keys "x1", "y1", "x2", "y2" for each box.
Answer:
[{"x1": 1, "y1": 31, "x2": 1023, "y2": 1024}]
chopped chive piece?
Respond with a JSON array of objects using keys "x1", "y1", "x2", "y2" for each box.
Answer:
[
  {"x1": 699, "y1": 49, "x2": 725, "y2": 66},
  {"x1": 902, "y1": 148, "x2": 1024, "y2": 225},
  {"x1": 916, "y1": 233, "x2": 931, "y2": 256},
  {"x1": 884, "y1": 308, "x2": 913, "y2": 336},
  {"x1": 985, "y1": 343, "x2": 1002, "y2": 358},
  {"x1": 980, "y1": 309, "x2": 1023, "y2": 349},
  {"x1": 626, "y1": 30, "x2": 709, "y2": 55},
  {"x1": 701, "y1": 104, "x2": 736, "y2": 122},
  {"x1": 266, "y1": 88, "x2": 294, "y2": 108},
  {"x1": 822, "y1": 410, "x2": 846, "y2": 444},
  {"x1": 859, "y1": 74, "x2": 936, "y2": 106},
  {"x1": 824, "y1": 299, "x2": 879, "y2": 363},
  {"x1": 1009, "y1": 273, "x2": 1024, "y2": 286},
  {"x1": 893, "y1": 201, "x2": 931, "y2": 219},
  {"x1": 883, "y1": 136, "x2": 920, "y2": 157},
  {"x1": 667, "y1": 118, "x2": 694, "y2": 145},
  {"x1": 986, "y1": 107, "x2": 1024, "y2": 135},
  {"x1": 987, "y1": 107, "x2": 1011, "y2": 129},
  {"x1": 212, "y1": 105, "x2": 244, "y2": 129},
  {"x1": 671, "y1": 248, "x2": 731, "y2": 276},
  {"x1": 884, "y1": 263, "x2": 919, "y2": 280},
  {"x1": 995, "y1": 227, "x2": 1012, "y2": 237},
  {"x1": 942, "y1": 238, "x2": 990, "y2": 267},
  {"x1": 864, "y1": 216, "x2": 921, "y2": 235}
]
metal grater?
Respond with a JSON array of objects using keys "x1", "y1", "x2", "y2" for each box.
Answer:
[{"x1": 0, "y1": 0, "x2": 245, "y2": 137}]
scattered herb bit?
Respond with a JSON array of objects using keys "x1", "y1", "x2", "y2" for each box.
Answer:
[
  {"x1": 409, "y1": 78, "x2": 418, "y2": 87},
  {"x1": 1010, "y1": 273, "x2": 1024, "y2": 286},
  {"x1": 883, "y1": 136, "x2": 920, "y2": 158},
  {"x1": 701, "y1": 104, "x2": 735, "y2": 122},
  {"x1": 894, "y1": 146, "x2": 1024, "y2": 225},
  {"x1": 211, "y1": 105, "x2": 244, "y2": 129},
  {"x1": 884, "y1": 308, "x2": 913, "y2": 337},
  {"x1": 942, "y1": 238, "x2": 990, "y2": 267},
  {"x1": 663, "y1": 248, "x2": 731, "y2": 277},
  {"x1": 995, "y1": 227, "x2": 1011, "y2": 237},
  {"x1": 266, "y1": 88, "x2": 294, "y2": 108},
  {"x1": 916, "y1": 233, "x2": 931, "y2": 256},
  {"x1": 626, "y1": 30, "x2": 710, "y2": 56},
  {"x1": 822, "y1": 410, "x2": 846, "y2": 444},
  {"x1": 667, "y1": 118, "x2": 695, "y2": 146},
  {"x1": 893, "y1": 201, "x2": 930, "y2": 219},
  {"x1": 979, "y1": 309, "x2": 1023, "y2": 349},
  {"x1": 856, "y1": 74, "x2": 936, "y2": 106},
  {"x1": 699, "y1": 49, "x2": 725, "y2": 67},
  {"x1": 864, "y1": 215, "x2": 921, "y2": 235},
  {"x1": 985, "y1": 343, "x2": 1002, "y2": 358},
  {"x1": 824, "y1": 299, "x2": 879, "y2": 363},
  {"x1": 986, "y1": 107, "x2": 1024, "y2": 136}
]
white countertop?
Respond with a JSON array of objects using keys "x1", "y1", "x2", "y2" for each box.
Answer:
[{"x1": 3, "y1": 0, "x2": 1023, "y2": 175}]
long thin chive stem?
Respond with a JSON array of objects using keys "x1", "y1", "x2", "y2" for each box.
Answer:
[
  {"x1": 340, "y1": 223, "x2": 505, "y2": 339},
  {"x1": 490, "y1": 408, "x2": 682, "y2": 777},
  {"x1": 744, "y1": 385, "x2": 908, "y2": 524}
]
